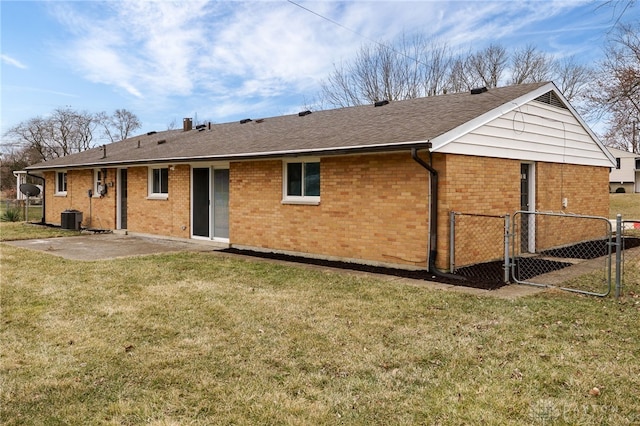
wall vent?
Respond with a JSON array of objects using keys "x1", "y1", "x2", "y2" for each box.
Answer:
[{"x1": 534, "y1": 91, "x2": 568, "y2": 109}]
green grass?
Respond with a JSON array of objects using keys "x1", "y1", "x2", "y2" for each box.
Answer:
[
  {"x1": 0, "y1": 200, "x2": 43, "y2": 223},
  {"x1": 0, "y1": 222, "x2": 78, "y2": 241},
  {"x1": 610, "y1": 193, "x2": 640, "y2": 219},
  {"x1": 2, "y1": 240, "x2": 639, "y2": 424}
]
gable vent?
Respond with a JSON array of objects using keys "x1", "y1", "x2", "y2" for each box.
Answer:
[{"x1": 534, "y1": 91, "x2": 568, "y2": 110}]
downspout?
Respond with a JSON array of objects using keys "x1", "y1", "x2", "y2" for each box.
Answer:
[
  {"x1": 25, "y1": 172, "x2": 45, "y2": 224},
  {"x1": 411, "y1": 148, "x2": 464, "y2": 280}
]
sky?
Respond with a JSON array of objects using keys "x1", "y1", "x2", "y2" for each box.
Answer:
[{"x1": 1, "y1": 0, "x2": 638, "y2": 143}]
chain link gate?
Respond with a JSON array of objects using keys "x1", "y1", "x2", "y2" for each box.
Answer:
[
  {"x1": 616, "y1": 218, "x2": 640, "y2": 296},
  {"x1": 449, "y1": 212, "x2": 510, "y2": 286},
  {"x1": 511, "y1": 211, "x2": 613, "y2": 296}
]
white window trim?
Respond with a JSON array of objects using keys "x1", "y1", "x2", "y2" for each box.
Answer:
[
  {"x1": 147, "y1": 166, "x2": 169, "y2": 200},
  {"x1": 55, "y1": 170, "x2": 68, "y2": 196},
  {"x1": 93, "y1": 169, "x2": 105, "y2": 197},
  {"x1": 282, "y1": 157, "x2": 320, "y2": 205}
]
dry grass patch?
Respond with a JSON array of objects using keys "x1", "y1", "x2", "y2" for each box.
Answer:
[
  {"x1": 610, "y1": 193, "x2": 640, "y2": 219},
  {"x1": 2, "y1": 243, "x2": 639, "y2": 425},
  {"x1": 0, "y1": 222, "x2": 78, "y2": 241}
]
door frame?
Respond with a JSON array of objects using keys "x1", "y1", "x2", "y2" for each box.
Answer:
[
  {"x1": 117, "y1": 168, "x2": 128, "y2": 230},
  {"x1": 190, "y1": 163, "x2": 230, "y2": 242},
  {"x1": 521, "y1": 162, "x2": 536, "y2": 253}
]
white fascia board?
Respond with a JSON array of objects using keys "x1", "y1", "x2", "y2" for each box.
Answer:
[{"x1": 431, "y1": 82, "x2": 617, "y2": 167}]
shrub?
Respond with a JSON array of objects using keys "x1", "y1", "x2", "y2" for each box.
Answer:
[
  {"x1": 1, "y1": 207, "x2": 22, "y2": 222},
  {"x1": 616, "y1": 187, "x2": 626, "y2": 193}
]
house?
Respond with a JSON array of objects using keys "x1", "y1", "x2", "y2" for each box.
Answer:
[
  {"x1": 25, "y1": 82, "x2": 615, "y2": 272},
  {"x1": 608, "y1": 147, "x2": 640, "y2": 193}
]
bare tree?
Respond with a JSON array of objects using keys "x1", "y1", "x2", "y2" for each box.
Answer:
[
  {"x1": 509, "y1": 45, "x2": 555, "y2": 85},
  {"x1": 319, "y1": 33, "x2": 594, "y2": 109},
  {"x1": 97, "y1": 109, "x2": 141, "y2": 143},
  {"x1": 553, "y1": 56, "x2": 594, "y2": 103},
  {"x1": 468, "y1": 43, "x2": 509, "y2": 88},
  {"x1": 320, "y1": 34, "x2": 454, "y2": 107},
  {"x1": 587, "y1": 23, "x2": 640, "y2": 152},
  {"x1": 4, "y1": 108, "x2": 99, "y2": 162}
]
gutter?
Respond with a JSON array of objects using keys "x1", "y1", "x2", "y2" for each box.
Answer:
[
  {"x1": 25, "y1": 141, "x2": 433, "y2": 171},
  {"x1": 411, "y1": 148, "x2": 464, "y2": 280},
  {"x1": 25, "y1": 172, "x2": 45, "y2": 224}
]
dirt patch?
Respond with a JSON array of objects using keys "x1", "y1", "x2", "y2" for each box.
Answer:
[{"x1": 222, "y1": 248, "x2": 507, "y2": 290}]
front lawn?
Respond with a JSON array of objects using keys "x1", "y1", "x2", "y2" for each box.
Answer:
[
  {"x1": 1, "y1": 243, "x2": 639, "y2": 424},
  {"x1": 0, "y1": 222, "x2": 78, "y2": 241},
  {"x1": 610, "y1": 193, "x2": 640, "y2": 219}
]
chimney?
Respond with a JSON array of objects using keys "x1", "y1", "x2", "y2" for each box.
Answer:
[{"x1": 183, "y1": 118, "x2": 193, "y2": 131}]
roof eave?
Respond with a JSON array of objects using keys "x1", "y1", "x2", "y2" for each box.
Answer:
[{"x1": 25, "y1": 140, "x2": 433, "y2": 171}]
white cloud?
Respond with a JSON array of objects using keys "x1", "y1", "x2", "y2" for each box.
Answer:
[
  {"x1": 1, "y1": 54, "x2": 27, "y2": 69},
  {"x1": 44, "y1": 0, "x2": 614, "y2": 124}
]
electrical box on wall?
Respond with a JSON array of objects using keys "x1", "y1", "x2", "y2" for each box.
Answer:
[{"x1": 562, "y1": 198, "x2": 568, "y2": 209}]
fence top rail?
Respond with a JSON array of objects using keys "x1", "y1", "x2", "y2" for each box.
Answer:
[
  {"x1": 514, "y1": 210, "x2": 611, "y2": 221},
  {"x1": 450, "y1": 211, "x2": 507, "y2": 219}
]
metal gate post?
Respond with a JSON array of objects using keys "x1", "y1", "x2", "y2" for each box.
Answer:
[
  {"x1": 449, "y1": 212, "x2": 456, "y2": 273},
  {"x1": 504, "y1": 214, "x2": 510, "y2": 283},
  {"x1": 615, "y1": 214, "x2": 622, "y2": 299}
]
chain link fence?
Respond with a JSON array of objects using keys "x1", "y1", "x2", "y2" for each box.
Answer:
[
  {"x1": 512, "y1": 211, "x2": 613, "y2": 296},
  {"x1": 449, "y1": 210, "x2": 636, "y2": 297},
  {"x1": 617, "y1": 219, "x2": 640, "y2": 295},
  {"x1": 449, "y1": 212, "x2": 509, "y2": 287}
]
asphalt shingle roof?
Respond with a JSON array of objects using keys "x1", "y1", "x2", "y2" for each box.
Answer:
[{"x1": 27, "y1": 82, "x2": 549, "y2": 170}]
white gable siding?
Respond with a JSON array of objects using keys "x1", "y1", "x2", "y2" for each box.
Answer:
[{"x1": 434, "y1": 100, "x2": 613, "y2": 167}]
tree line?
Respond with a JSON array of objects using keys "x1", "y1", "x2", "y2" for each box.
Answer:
[
  {"x1": 319, "y1": 23, "x2": 639, "y2": 153},
  {"x1": 0, "y1": 108, "x2": 140, "y2": 193}
]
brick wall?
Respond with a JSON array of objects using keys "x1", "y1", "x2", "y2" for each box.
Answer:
[
  {"x1": 534, "y1": 163, "x2": 610, "y2": 251},
  {"x1": 125, "y1": 165, "x2": 191, "y2": 238},
  {"x1": 40, "y1": 153, "x2": 610, "y2": 270},
  {"x1": 43, "y1": 169, "x2": 116, "y2": 229},
  {"x1": 436, "y1": 154, "x2": 521, "y2": 269},
  {"x1": 230, "y1": 153, "x2": 431, "y2": 267},
  {"x1": 435, "y1": 155, "x2": 611, "y2": 269}
]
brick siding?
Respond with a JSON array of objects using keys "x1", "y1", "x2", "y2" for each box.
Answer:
[
  {"x1": 230, "y1": 153, "x2": 431, "y2": 267},
  {"x1": 41, "y1": 153, "x2": 610, "y2": 270}
]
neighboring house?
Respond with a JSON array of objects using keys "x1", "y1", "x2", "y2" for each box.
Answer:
[
  {"x1": 25, "y1": 82, "x2": 615, "y2": 272},
  {"x1": 608, "y1": 147, "x2": 640, "y2": 193},
  {"x1": 12, "y1": 170, "x2": 43, "y2": 203}
]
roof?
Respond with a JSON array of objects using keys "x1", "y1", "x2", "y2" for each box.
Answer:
[
  {"x1": 26, "y1": 82, "x2": 608, "y2": 170},
  {"x1": 608, "y1": 147, "x2": 639, "y2": 158}
]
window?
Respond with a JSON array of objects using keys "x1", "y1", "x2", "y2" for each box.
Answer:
[
  {"x1": 148, "y1": 167, "x2": 169, "y2": 198},
  {"x1": 55, "y1": 171, "x2": 67, "y2": 194},
  {"x1": 635, "y1": 158, "x2": 640, "y2": 170},
  {"x1": 283, "y1": 159, "x2": 320, "y2": 204},
  {"x1": 94, "y1": 169, "x2": 106, "y2": 196}
]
